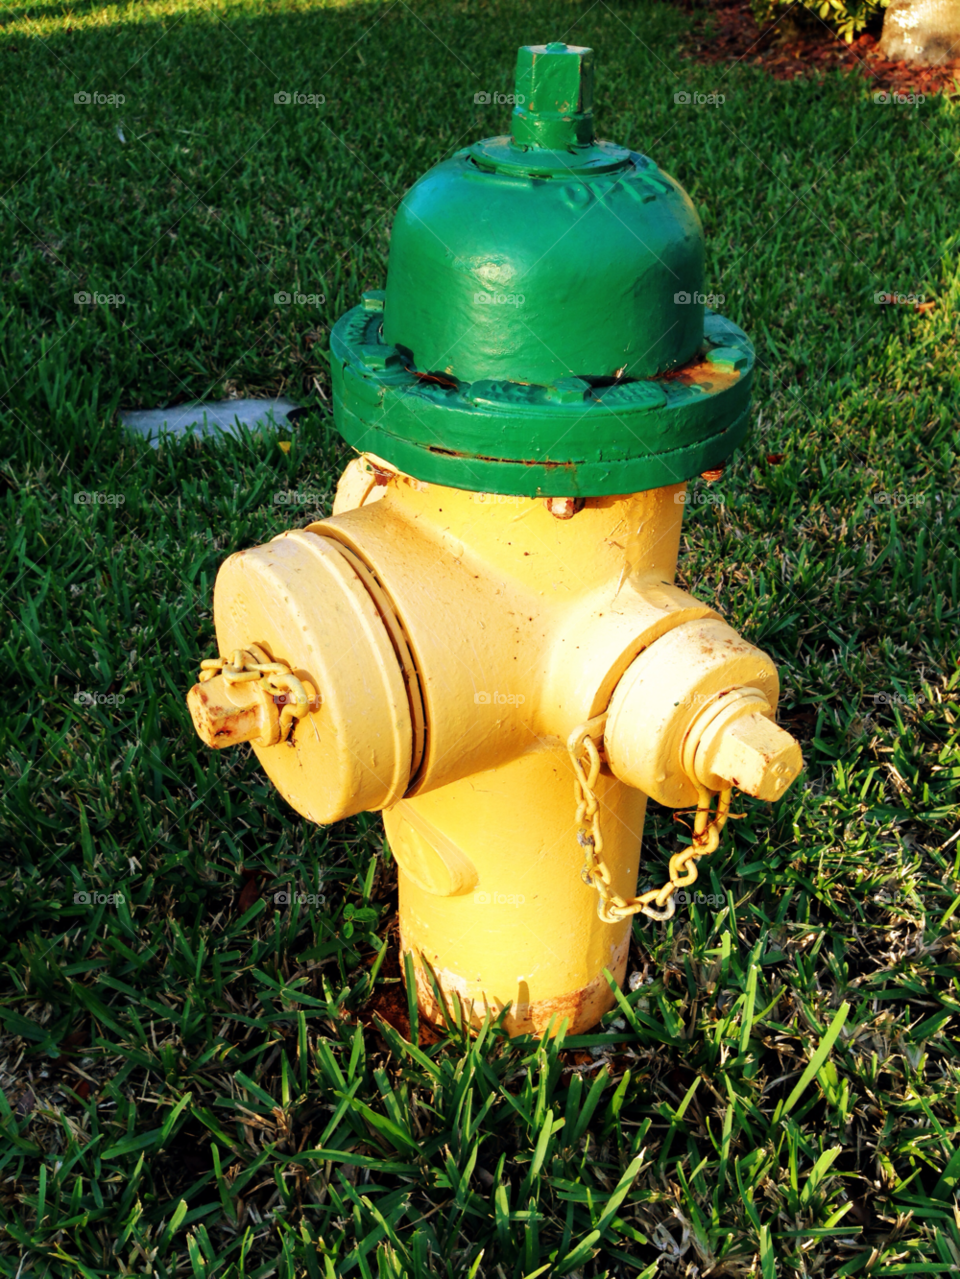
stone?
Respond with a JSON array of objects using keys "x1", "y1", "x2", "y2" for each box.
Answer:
[{"x1": 120, "y1": 397, "x2": 300, "y2": 446}]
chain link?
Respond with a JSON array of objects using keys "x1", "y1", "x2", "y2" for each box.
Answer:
[
  {"x1": 198, "y1": 647, "x2": 315, "y2": 746},
  {"x1": 566, "y1": 715, "x2": 733, "y2": 923}
]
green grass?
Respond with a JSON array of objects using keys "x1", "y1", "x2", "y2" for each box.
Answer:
[{"x1": 1, "y1": 0, "x2": 960, "y2": 1275}]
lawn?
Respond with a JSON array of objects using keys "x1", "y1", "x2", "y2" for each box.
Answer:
[{"x1": 1, "y1": 0, "x2": 959, "y2": 1275}]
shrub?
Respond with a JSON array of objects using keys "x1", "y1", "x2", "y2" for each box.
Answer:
[{"x1": 752, "y1": 0, "x2": 889, "y2": 43}]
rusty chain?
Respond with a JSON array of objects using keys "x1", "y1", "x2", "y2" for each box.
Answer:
[
  {"x1": 566, "y1": 714, "x2": 733, "y2": 923},
  {"x1": 198, "y1": 647, "x2": 315, "y2": 746}
]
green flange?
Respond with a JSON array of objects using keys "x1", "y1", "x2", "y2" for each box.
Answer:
[
  {"x1": 329, "y1": 41, "x2": 753, "y2": 498},
  {"x1": 331, "y1": 294, "x2": 753, "y2": 497}
]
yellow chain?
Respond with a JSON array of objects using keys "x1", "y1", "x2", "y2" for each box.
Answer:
[
  {"x1": 566, "y1": 715, "x2": 732, "y2": 923},
  {"x1": 198, "y1": 647, "x2": 315, "y2": 745}
]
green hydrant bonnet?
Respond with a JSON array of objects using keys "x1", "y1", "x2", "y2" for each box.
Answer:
[{"x1": 330, "y1": 42, "x2": 753, "y2": 497}]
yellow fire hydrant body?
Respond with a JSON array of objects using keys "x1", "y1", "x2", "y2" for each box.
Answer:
[{"x1": 187, "y1": 43, "x2": 803, "y2": 1036}]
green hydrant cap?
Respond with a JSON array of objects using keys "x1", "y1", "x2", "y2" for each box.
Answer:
[{"x1": 330, "y1": 43, "x2": 754, "y2": 497}]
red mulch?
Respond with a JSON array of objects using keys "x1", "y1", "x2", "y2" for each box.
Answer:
[{"x1": 676, "y1": 0, "x2": 960, "y2": 95}]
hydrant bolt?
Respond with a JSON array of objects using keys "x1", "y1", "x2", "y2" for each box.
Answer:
[{"x1": 187, "y1": 678, "x2": 271, "y2": 749}]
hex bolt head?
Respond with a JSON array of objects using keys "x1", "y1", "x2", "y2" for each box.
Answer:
[
  {"x1": 187, "y1": 677, "x2": 271, "y2": 748},
  {"x1": 696, "y1": 708, "x2": 803, "y2": 801},
  {"x1": 544, "y1": 496, "x2": 585, "y2": 519}
]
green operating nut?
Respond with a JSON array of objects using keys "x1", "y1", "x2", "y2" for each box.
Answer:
[{"x1": 511, "y1": 43, "x2": 594, "y2": 150}]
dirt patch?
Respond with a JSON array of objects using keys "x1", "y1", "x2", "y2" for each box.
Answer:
[
  {"x1": 358, "y1": 915, "x2": 444, "y2": 1047},
  {"x1": 676, "y1": 0, "x2": 960, "y2": 95}
]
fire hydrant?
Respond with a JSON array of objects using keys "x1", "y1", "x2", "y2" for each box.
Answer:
[{"x1": 187, "y1": 43, "x2": 803, "y2": 1037}]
